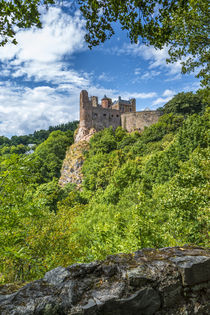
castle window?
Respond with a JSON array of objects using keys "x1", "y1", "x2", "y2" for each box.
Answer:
[
  {"x1": 111, "y1": 115, "x2": 114, "y2": 117},
  {"x1": 116, "y1": 114, "x2": 119, "y2": 117},
  {"x1": 103, "y1": 114, "x2": 106, "y2": 117},
  {"x1": 130, "y1": 108, "x2": 132, "y2": 112},
  {"x1": 94, "y1": 113, "x2": 98, "y2": 117}
]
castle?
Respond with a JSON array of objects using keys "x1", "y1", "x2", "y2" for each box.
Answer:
[{"x1": 79, "y1": 90, "x2": 161, "y2": 135}]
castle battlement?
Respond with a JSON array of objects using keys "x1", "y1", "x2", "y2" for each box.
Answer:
[{"x1": 79, "y1": 90, "x2": 161, "y2": 134}]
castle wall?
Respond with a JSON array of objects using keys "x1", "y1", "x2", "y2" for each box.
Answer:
[
  {"x1": 112, "y1": 98, "x2": 136, "y2": 113},
  {"x1": 91, "y1": 107, "x2": 121, "y2": 130},
  {"x1": 121, "y1": 111, "x2": 162, "y2": 132},
  {"x1": 80, "y1": 90, "x2": 121, "y2": 132},
  {"x1": 79, "y1": 90, "x2": 162, "y2": 135},
  {"x1": 91, "y1": 96, "x2": 98, "y2": 107}
]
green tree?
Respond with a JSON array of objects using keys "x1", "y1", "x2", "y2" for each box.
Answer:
[
  {"x1": 79, "y1": 0, "x2": 209, "y2": 85},
  {"x1": 34, "y1": 130, "x2": 74, "y2": 182},
  {"x1": 0, "y1": 154, "x2": 52, "y2": 282},
  {"x1": 0, "y1": 136, "x2": 10, "y2": 146},
  {"x1": 88, "y1": 127, "x2": 117, "y2": 155},
  {"x1": 1, "y1": 1, "x2": 209, "y2": 84},
  {"x1": 162, "y1": 92, "x2": 207, "y2": 115},
  {"x1": 0, "y1": 0, "x2": 54, "y2": 46},
  {"x1": 33, "y1": 178, "x2": 67, "y2": 212}
]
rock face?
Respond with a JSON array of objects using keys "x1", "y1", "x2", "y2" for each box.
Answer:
[
  {"x1": 74, "y1": 127, "x2": 96, "y2": 143},
  {"x1": 0, "y1": 246, "x2": 210, "y2": 315},
  {"x1": 59, "y1": 128, "x2": 96, "y2": 187}
]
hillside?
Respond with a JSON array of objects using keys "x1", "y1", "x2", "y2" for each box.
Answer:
[{"x1": 0, "y1": 91, "x2": 209, "y2": 285}]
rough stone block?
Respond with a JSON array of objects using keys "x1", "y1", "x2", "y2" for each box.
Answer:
[{"x1": 170, "y1": 255, "x2": 210, "y2": 286}]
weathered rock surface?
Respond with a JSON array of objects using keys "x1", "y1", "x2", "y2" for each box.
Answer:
[
  {"x1": 59, "y1": 128, "x2": 96, "y2": 187},
  {"x1": 0, "y1": 246, "x2": 210, "y2": 315},
  {"x1": 58, "y1": 140, "x2": 89, "y2": 187},
  {"x1": 74, "y1": 127, "x2": 96, "y2": 143}
]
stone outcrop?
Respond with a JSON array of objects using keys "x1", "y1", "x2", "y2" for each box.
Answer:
[
  {"x1": 58, "y1": 140, "x2": 89, "y2": 187},
  {"x1": 0, "y1": 246, "x2": 209, "y2": 315},
  {"x1": 74, "y1": 127, "x2": 96, "y2": 143},
  {"x1": 59, "y1": 127, "x2": 96, "y2": 187}
]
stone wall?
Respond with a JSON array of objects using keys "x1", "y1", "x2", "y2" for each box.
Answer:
[
  {"x1": 1, "y1": 246, "x2": 209, "y2": 314},
  {"x1": 91, "y1": 107, "x2": 121, "y2": 131},
  {"x1": 80, "y1": 90, "x2": 121, "y2": 132},
  {"x1": 79, "y1": 90, "x2": 162, "y2": 137},
  {"x1": 121, "y1": 110, "x2": 162, "y2": 132}
]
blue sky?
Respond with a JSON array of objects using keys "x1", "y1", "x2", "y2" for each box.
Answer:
[{"x1": 0, "y1": 4, "x2": 200, "y2": 137}]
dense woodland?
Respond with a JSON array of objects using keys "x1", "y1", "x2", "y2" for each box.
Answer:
[{"x1": 0, "y1": 90, "x2": 209, "y2": 284}]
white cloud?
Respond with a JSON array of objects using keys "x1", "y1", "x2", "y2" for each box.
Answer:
[
  {"x1": 152, "y1": 96, "x2": 173, "y2": 107},
  {"x1": 134, "y1": 67, "x2": 141, "y2": 75},
  {"x1": 0, "y1": 7, "x2": 91, "y2": 136},
  {"x1": 122, "y1": 92, "x2": 157, "y2": 99},
  {"x1": 110, "y1": 43, "x2": 182, "y2": 78},
  {"x1": 140, "y1": 70, "x2": 161, "y2": 80},
  {"x1": 0, "y1": 82, "x2": 80, "y2": 136},
  {"x1": 0, "y1": 7, "x2": 87, "y2": 87},
  {"x1": 0, "y1": 8, "x2": 85, "y2": 63},
  {"x1": 150, "y1": 89, "x2": 175, "y2": 107},
  {"x1": 98, "y1": 72, "x2": 114, "y2": 82},
  {"x1": 162, "y1": 89, "x2": 175, "y2": 97}
]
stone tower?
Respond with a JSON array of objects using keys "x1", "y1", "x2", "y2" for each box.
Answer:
[{"x1": 80, "y1": 90, "x2": 92, "y2": 129}]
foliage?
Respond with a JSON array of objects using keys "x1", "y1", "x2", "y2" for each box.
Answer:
[
  {"x1": 1, "y1": 1, "x2": 209, "y2": 84},
  {"x1": 0, "y1": 144, "x2": 29, "y2": 156},
  {"x1": 0, "y1": 154, "x2": 51, "y2": 282},
  {"x1": 34, "y1": 130, "x2": 74, "y2": 182},
  {"x1": 79, "y1": 0, "x2": 209, "y2": 85},
  {"x1": 0, "y1": 0, "x2": 55, "y2": 46},
  {"x1": 161, "y1": 91, "x2": 208, "y2": 115},
  {"x1": 0, "y1": 102, "x2": 209, "y2": 284},
  {"x1": 32, "y1": 178, "x2": 71, "y2": 212},
  {"x1": 0, "y1": 121, "x2": 78, "y2": 148}
]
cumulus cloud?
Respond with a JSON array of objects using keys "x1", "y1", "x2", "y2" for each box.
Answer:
[
  {"x1": 98, "y1": 72, "x2": 114, "y2": 82},
  {"x1": 0, "y1": 7, "x2": 90, "y2": 136},
  {"x1": 121, "y1": 92, "x2": 157, "y2": 99},
  {"x1": 162, "y1": 89, "x2": 175, "y2": 97},
  {"x1": 110, "y1": 43, "x2": 182, "y2": 78},
  {"x1": 152, "y1": 96, "x2": 173, "y2": 107},
  {"x1": 0, "y1": 7, "x2": 87, "y2": 86},
  {"x1": 0, "y1": 7, "x2": 168, "y2": 137},
  {"x1": 0, "y1": 8, "x2": 85, "y2": 63},
  {"x1": 0, "y1": 82, "x2": 80, "y2": 136}
]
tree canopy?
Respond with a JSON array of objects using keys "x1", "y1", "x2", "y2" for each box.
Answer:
[
  {"x1": 0, "y1": 95, "x2": 209, "y2": 283},
  {"x1": 0, "y1": 0, "x2": 209, "y2": 85},
  {"x1": 159, "y1": 91, "x2": 208, "y2": 115},
  {"x1": 79, "y1": 0, "x2": 209, "y2": 86}
]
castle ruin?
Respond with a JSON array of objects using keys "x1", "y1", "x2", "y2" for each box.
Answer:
[{"x1": 77, "y1": 90, "x2": 161, "y2": 141}]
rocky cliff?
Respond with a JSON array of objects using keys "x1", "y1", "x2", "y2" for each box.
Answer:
[
  {"x1": 59, "y1": 127, "x2": 96, "y2": 187},
  {"x1": 0, "y1": 246, "x2": 209, "y2": 314}
]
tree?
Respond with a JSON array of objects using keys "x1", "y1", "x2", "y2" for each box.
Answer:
[
  {"x1": 34, "y1": 130, "x2": 74, "y2": 182},
  {"x1": 162, "y1": 91, "x2": 207, "y2": 115},
  {"x1": 79, "y1": 0, "x2": 209, "y2": 86},
  {"x1": 0, "y1": 0, "x2": 54, "y2": 46},
  {"x1": 0, "y1": 1, "x2": 209, "y2": 85}
]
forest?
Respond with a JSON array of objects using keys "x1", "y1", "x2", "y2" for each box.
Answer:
[{"x1": 0, "y1": 90, "x2": 209, "y2": 285}]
